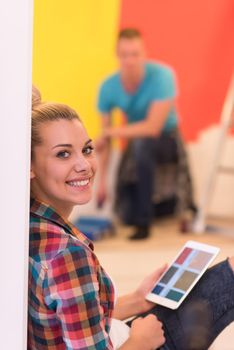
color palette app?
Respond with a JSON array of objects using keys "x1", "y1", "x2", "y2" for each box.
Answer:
[{"x1": 152, "y1": 248, "x2": 213, "y2": 302}]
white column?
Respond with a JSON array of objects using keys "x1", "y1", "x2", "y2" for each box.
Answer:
[{"x1": 0, "y1": 0, "x2": 33, "y2": 348}]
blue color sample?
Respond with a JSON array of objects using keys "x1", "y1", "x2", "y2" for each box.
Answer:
[{"x1": 152, "y1": 284, "x2": 164, "y2": 295}]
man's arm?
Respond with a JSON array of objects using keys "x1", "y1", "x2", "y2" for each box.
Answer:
[
  {"x1": 103, "y1": 99, "x2": 173, "y2": 139},
  {"x1": 95, "y1": 113, "x2": 112, "y2": 206}
]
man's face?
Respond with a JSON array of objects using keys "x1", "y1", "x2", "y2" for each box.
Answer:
[{"x1": 116, "y1": 37, "x2": 145, "y2": 76}]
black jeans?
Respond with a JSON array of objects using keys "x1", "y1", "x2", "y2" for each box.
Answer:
[
  {"x1": 120, "y1": 134, "x2": 178, "y2": 227},
  {"x1": 140, "y1": 260, "x2": 234, "y2": 350}
]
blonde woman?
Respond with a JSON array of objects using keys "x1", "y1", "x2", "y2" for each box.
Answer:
[{"x1": 28, "y1": 98, "x2": 234, "y2": 349}]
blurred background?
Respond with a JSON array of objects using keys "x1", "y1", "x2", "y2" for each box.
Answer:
[
  {"x1": 33, "y1": 3, "x2": 234, "y2": 347},
  {"x1": 33, "y1": 0, "x2": 234, "y2": 217}
]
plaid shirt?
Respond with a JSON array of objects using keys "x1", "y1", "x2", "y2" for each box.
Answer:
[{"x1": 28, "y1": 198, "x2": 114, "y2": 350}]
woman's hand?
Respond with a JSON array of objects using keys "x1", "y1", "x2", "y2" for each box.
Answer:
[
  {"x1": 122, "y1": 314, "x2": 165, "y2": 350},
  {"x1": 133, "y1": 264, "x2": 167, "y2": 314},
  {"x1": 113, "y1": 264, "x2": 167, "y2": 320}
]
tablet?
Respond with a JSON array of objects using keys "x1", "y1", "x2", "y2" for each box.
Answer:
[{"x1": 146, "y1": 240, "x2": 220, "y2": 309}]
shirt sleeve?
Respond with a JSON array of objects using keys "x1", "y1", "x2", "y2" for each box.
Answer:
[
  {"x1": 150, "y1": 67, "x2": 178, "y2": 101},
  {"x1": 43, "y1": 245, "x2": 113, "y2": 350},
  {"x1": 97, "y1": 81, "x2": 113, "y2": 114}
]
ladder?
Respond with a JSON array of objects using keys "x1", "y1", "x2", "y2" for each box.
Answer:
[{"x1": 192, "y1": 73, "x2": 234, "y2": 234}]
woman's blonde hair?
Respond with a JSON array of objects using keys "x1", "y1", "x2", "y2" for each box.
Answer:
[
  {"x1": 32, "y1": 85, "x2": 42, "y2": 108},
  {"x1": 31, "y1": 86, "x2": 80, "y2": 158}
]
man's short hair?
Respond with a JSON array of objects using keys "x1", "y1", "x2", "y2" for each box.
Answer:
[{"x1": 118, "y1": 28, "x2": 142, "y2": 41}]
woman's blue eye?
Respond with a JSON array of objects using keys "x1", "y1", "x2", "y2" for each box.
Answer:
[
  {"x1": 56, "y1": 151, "x2": 70, "y2": 159},
  {"x1": 83, "y1": 146, "x2": 94, "y2": 155}
]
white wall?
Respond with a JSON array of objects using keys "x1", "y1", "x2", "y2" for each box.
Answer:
[
  {"x1": 0, "y1": 0, "x2": 33, "y2": 348},
  {"x1": 188, "y1": 126, "x2": 234, "y2": 218}
]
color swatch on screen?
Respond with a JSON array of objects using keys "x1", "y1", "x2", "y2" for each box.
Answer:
[{"x1": 151, "y1": 248, "x2": 213, "y2": 302}]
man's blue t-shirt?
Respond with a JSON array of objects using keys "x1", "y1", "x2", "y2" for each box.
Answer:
[{"x1": 98, "y1": 62, "x2": 178, "y2": 132}]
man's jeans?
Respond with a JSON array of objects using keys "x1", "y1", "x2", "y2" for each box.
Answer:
[{"x1": 122, "y1": 133, "x2": 178, "y2": 226}]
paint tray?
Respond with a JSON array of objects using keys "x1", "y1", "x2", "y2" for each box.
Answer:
[{"x1": 74, "y1": 216, "x2": 113, "y2": 241}]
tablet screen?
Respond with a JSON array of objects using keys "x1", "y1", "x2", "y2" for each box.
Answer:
[{"x1": 151, "y1": 247, "x2": 214, "y2": 302}]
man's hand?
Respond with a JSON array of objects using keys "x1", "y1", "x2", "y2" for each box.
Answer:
[
  {"x1": 96, "y1": 179, "x2": 108, "y2": 208},
  {"x1": 94, "y1": 136, "x2": 110, "y2": 208},
  {"x1": 94, "y1": 136, "x2": 109, "y2": 153}
]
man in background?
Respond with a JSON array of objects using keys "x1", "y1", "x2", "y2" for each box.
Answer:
[{"x1": 96, "y1": 28, "x2": 195, "y2": 239}]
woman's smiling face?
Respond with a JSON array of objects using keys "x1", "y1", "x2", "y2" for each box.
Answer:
[{"x1": 31, "y1": 118, "x2": 97, "y2": 217}]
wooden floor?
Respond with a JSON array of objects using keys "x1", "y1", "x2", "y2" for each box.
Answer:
[{"x1": 94, "y1": 217, "x2": 234, "y2": 350}]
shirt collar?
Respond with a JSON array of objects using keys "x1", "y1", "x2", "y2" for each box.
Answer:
[{"x1": 30, "y1": 197, "x2": 94, "y2": 250}]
